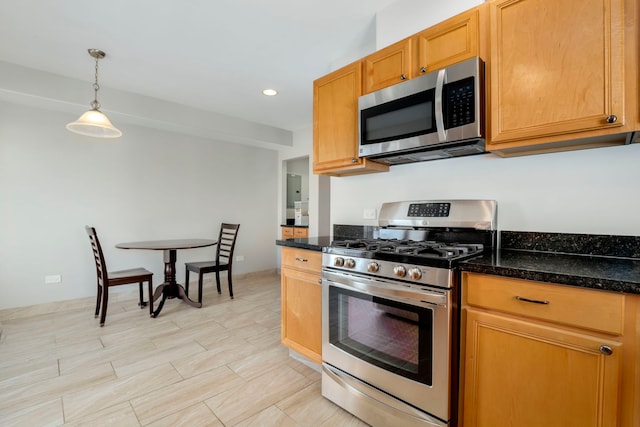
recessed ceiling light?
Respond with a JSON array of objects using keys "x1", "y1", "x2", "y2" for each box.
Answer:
[{"x1": 262, "y1": 89, "x2": 278, "y2": 96}]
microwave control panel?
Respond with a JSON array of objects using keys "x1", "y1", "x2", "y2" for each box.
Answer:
[{"x1": 444, "y1": 77, "x2": 475, "y2": 129}]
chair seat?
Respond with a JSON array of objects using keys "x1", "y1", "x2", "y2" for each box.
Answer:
[
  {"x1": 186, "y1": 261, "x2": 223, "y2": 271},
  {"x1": 109, "y1": 267, "x2": 153, "y2": 278}
]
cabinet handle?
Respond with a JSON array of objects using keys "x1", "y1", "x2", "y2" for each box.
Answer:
[
  {"x1": 599, "y1": 345, "x2": 613, "y2": 356},
  {"x1": 295, "y1": 257, "x2": 308, "y2": 262},
  {"x1": 605, "y1": 115, "x2": 617, "y2": 124},
  {"x1": 420, "y1": 67, "x2": 427, "y2": 73},
  {"x1": 351, "y1": 158, "x2": 358, "y2": 163},
  {"x1": 515, "y1": 296, "x2": 549, "y2": 305},
  {"x1": 400, "y1": 74, "x2": 407, "y2": 80}
]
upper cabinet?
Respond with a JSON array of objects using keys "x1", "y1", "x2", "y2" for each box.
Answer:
[
  {"x1": 314, "y1": 5, "x2": 486, "y2": 176},
  {"x1": 362, "y1": 6, "x2": 486, "y2": 95},
  {"x1": 486, "y1": 0, "x2": 639, "y2": 155},
  {"x1": 313, "y1": 61, "x2": 389, "y2": 176},
  {"x1": 362, "y1": 39, "x2": 413, "y2": 94},
  {"x1": 413, "y1": 5, "x2": 485, "y2": 76}
]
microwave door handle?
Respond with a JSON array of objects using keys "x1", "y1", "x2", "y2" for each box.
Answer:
[{"x1": 434, "y1": 68, "x2": 446, "y2": 141}]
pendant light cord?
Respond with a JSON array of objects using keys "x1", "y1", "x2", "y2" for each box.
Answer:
[{"x1": 91, "y1": 55, "x2": 101, "y2": 110}]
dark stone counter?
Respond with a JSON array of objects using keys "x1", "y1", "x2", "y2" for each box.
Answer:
[
  {"x1": 276, "y1": 236, "x2": 332, "y2": 252},
  {"x1": 461, "y1": 250, "x2": 640, "y2": 294},
  {"x1": 462, "y1": 231, "x2": 640, "y2": 294},
  {"x1": 275, "y1": 229, "x2": 640, "y2": 294}
]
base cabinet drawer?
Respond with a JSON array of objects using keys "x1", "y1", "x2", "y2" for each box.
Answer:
[{"x1": 464, "y1": 273, "x2": 625, "y2": 335}]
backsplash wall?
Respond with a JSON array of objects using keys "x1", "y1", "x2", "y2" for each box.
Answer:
[{"x1": 329, "y1": 146, "x2": 640, "y2": 237}]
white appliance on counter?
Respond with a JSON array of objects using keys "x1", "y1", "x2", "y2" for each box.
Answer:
[{"x1": 294, "y1": 201, "x2": 309, "y2": 226}]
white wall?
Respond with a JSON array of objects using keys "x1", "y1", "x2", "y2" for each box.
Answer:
[
  {"x1": 0, "y1": 100, "x2": 279, "y2": 309},
  {"x1": 329, "y1": 0, "x2": 640, "y2": 237},
  {"x1": 330, "y1": 147, "x2": 640, "y2": 235}
]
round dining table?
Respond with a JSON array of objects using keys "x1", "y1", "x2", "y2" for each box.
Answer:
[{"x1": 116, "y1": 239, "x2": 217, "y2": 318}]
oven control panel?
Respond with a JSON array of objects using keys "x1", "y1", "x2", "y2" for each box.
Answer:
[
  {"x1": 407, "y1": 202, "x2": 450, "y2": 217},
  {"x1": 323, "y1": 253, "x2": 453, "y2": 289}
]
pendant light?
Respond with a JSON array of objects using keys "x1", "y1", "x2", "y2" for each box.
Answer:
[{"x1": 66, "y1": 49, "x2": 122, "y2": 138}]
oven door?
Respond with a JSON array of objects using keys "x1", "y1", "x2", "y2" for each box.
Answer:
[{"x1": 321, "y1": 268, "x2": 453, "y2": 423}]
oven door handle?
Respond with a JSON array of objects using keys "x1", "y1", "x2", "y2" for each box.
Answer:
[{"x1": 323, "y1": 273, "x2": 448, "y2": 307}]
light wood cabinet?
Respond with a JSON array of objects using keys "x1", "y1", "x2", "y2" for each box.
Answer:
[
  {"x1": 460, "y1": 272, "x2": 640, "y2": 427},
  {"x1": 281, "y1": 226, "x2": 308, "y2": 239},
  {"x1": 281, "y1": 226, "x2": 294, "y2": 239},
  {"x1": 362, "y1": 6, "x2": 485, "y2": 95},
  {"x1": 312, "y1": 61, "x2": 389, "y2": 176},
  {"x1": 280, "y1": 246, "x2": 322, "y2": 363},
  {"x1": 412, "y1": 5, "x2": 484, "y2": 77},
  {"x1": 486, "y1": 0, "x2": 639, "y2": 156},
  {"x1": 362, "y1": 38, "x2": 412, "y2": 94}
]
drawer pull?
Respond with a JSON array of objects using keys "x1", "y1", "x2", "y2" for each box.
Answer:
[
  {"x1": 599, "y1": 345, "x2": 613, "y2": 356},
  {"x1": 515, "y1": 296, "x2": 549, "y2": 305},
  {"x1": 295, "y1": 257, "x2": 308, "y2": 262}
]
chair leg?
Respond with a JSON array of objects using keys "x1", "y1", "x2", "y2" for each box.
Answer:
[
  {"x1": 100, "y1": 286, "x2": 109, "y2": 327},
  {"x1": 198, "y1": 272, "x2": 204, "y2": 304},
  {"x1": 147, "y1": 278, "x2": 154, "y2": 317},
  {"x1": 215, "y1": 271, "x2": 222, "y2": 294},
  {"x1": 228, "y1": 268, "x2": 234, "y2": 299},
  {"x1": 185, "y1": 267, "x2": 190, "y2": 297},
  {"x1": 95, "y1": 284, "x2": 102, "y2": 318}
]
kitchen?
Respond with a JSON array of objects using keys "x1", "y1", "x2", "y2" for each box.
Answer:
[{"x1": 1, "y1": 0, "x2": 639, "y2": 426}]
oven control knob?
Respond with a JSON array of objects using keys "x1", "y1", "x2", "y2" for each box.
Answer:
[
  {"x1": 408, "y1": 267, "x2": 422, "y2": 280},
  {"x1": 345, "y1": 258, "x2": 356, "y2": 268},
  {"x1": 334, "y1": 257, "x2": 345, "y2": 267},
  {"x1": 393, "y1": 265, "x2": 407, "y2": 278},
  {"x1": 367, "y1": 262, "x2": 380, "y2": 273}
]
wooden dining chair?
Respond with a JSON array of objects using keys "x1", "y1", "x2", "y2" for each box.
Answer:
[
  {"x1": 85, "y1": 226, "x2": 154, "y2": 326},
  {"x1": 185, "y1": 223, "x2": 240, "y2": 302}
]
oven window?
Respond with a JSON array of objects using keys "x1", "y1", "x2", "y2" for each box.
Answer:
[{"x1": 328, "y1": 286, "x2": 433, "y2": 385}]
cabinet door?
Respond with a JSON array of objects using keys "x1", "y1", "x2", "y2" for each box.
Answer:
[
  {"x1": 293, "y1": 227, "x2": 308, "y2": 238},
  {"x1": 281, "y1": 227, "x2": 294, "y2": 239},
  {"x1": 414, "y1": 6, "x2": 481, "y2": 76},
  {"x1": 362, "y1": 38, "x2": 412, "y2": 94},
  {"x1": 313, "y1": 62, "x2": 389, "y2": 176},
  {"x1": 281, "y1": 267, "x2": 322, "y2": 363},
  {"x1": 462, "y1": 308, "x2": 621, "y2": 427},
  {"x1": 488, "y1": 0, "x2": 624, "y2": 146}
]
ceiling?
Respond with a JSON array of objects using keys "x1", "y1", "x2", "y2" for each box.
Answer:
[{"x1": 0, "y1": 0, "x2": 400, "y2": 133}]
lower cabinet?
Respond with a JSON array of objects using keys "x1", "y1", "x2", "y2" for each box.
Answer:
[
  {"x1": 280, "y1": 247, "x2": 322, "y2": 363},
  {"x1": 281, "y1": 226, "x2": 309, "y2": 239},
  {"x1": 460, "y1": 272, "x2": 639, "y2": 427}
]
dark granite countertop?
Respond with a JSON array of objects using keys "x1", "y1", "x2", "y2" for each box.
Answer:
[
  {"x1": 461, "y1": 249, "x2": 640, "y2": 294},
  {"x1": 275, "y1": 228, "x2": 640, "y2": 295},
  {"x1": 276, "y1": 236, "x2": 331, "y2": 252},
  {"x1": 280, "y1": 224, "x2": 309, "y2": 228}
]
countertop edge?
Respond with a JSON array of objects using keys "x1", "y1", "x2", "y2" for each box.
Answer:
[{"x1": 459, "y1": 262, "x2": 640, "y2": 295}]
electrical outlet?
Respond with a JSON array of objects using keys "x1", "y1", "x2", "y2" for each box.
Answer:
[
  {"x1": 363, "y1": 208, "x2": 377, "y2": 220},
  {"x1": 236, "y1": 255, "x2": 245, "y2": 262},
  {"x1": 45, "y1": 275, "x2": 61, "y2": 284}
]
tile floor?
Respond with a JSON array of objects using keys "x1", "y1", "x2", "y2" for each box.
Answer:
[{"x1": 0, "y1": 271, "x2": 369, "y2": 426}]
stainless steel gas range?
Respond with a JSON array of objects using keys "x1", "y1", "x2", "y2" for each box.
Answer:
[{"x1": 321, "y1": 200, "x2": 497, "y2": 427}]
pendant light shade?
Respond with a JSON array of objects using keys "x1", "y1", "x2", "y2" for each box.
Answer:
[
  {"x1": 66, "y1": 49, "x2": 122, "y2": 138},
  {"x1": 66, "y1": 108, "x2": 122, "y2": 138}
]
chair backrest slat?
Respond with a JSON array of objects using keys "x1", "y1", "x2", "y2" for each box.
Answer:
[
  {"x1": 86, "y1": 226, "x2": 109, "y2": 286},
  {"x1": 216, "y1": 223, "x2": 240, "y2": 264}
]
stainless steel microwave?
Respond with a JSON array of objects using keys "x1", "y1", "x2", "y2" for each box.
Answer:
[{"x1": 358, "y1": 57, "x2": 485, "y2": 165}]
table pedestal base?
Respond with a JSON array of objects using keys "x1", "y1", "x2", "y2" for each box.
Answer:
[
  {"x1": 150, "y1": 248, "x2": 202, "y2": 318},
  {"x1": 151, "y1": 282, "x2": 202, "y2": 317}
]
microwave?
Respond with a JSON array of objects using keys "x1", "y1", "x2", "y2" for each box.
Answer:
[{"x1": 358, "y1": 57, "x2": 485, "y2": 165}]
